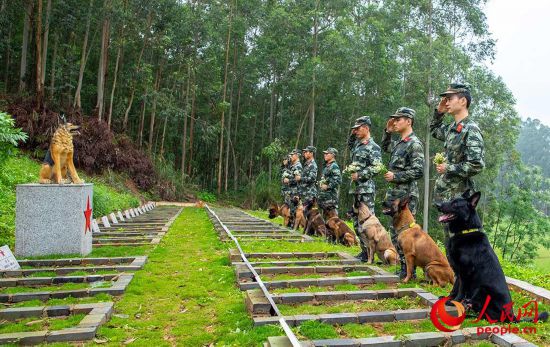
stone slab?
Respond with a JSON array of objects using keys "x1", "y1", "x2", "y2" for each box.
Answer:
[{"x1": 15, "y1": 184, "x2": 93, "y2": 257}]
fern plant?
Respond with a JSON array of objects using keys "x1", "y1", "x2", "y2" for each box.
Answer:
[{"x1": 0, "y1": 112, "x2": 28, "y2": 166}]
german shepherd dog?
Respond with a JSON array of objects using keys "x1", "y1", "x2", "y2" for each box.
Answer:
[
  {"x1": 305, "y1": 207, "x2": 328, "y2": 238},
  {"x1": 383, "y1": 198, "x2": 454, "y2": 286},
  {"x1": 39, "y1": 116, "x2": 82, "y2": 184},
  {"x1": 437, "y1": 191, "x2": 548, "y2": 322}
]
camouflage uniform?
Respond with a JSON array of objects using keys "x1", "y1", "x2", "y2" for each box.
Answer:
[
  {"x1": 300, "y1": 147, "x2": 318, "y2": 206},
  {"x1": 430, "y1": 88, "x2": 485, "y2": 205},
  {"x1": 280, "y1": 158, "x2": 292, "y2": 208},
  {"x1": 381, "y1": 132, "x2": 424, "y2": 213},
  {"x1": 382, "y1": 107, "x2": 425, "y2": 278},
  {"x1": 348, "y1": 116, "x2": 382, "y2": 256},
  {"x1": 288, "y1": 153, "x2": 303, "y2": 219},
  {"x1": 318, "y1": 148, "x2": 341, "y2": 214}
]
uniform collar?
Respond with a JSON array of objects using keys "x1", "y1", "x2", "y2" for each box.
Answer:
[
  {"x1": 451, "y1": 117, "x2": 468, "y2": 133},
  {"x1": 401, "y1": 132, "x2": 415, "y2": 143}
]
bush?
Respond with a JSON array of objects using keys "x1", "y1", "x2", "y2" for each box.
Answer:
[
  {"x1": 197, "y1": 191, "x2": 217, "y2": 203},
  {"x1": 92, "y1": 182, "x2": 140, "y2": 218},
  {"x1": 0, "y1": 112, "x2": 27, "y2": 166}
]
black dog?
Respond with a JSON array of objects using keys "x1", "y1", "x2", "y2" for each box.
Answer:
[{"x1": 437, "y1": 190, "x2": 547, "y2": 322}]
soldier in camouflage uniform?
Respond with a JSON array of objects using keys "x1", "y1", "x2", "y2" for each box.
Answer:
[
  {"x1": 348, "y1": 116, "x2": 383, "y2": 262},
  {"x1": 381, "y1": 107, "x2": 425, "y2": 279},
  {"x1": 280, "y1": 155, "x2": 292, "y2": 226},
  {"x1": 318, "y1": 147, "x2": 342, "y2": 218},
  {"x1": 300, "y1": 146, "x2": 318, "y2": 211},
  {"x1": 431, "y1": 83, "x2": 484, "y2": 297},
  {"x1": 431, "y1": 83, "x2": 485, "y2": 223},
  {"x1": 283, "y1": 149, "x2": 303, "y2": 226}
]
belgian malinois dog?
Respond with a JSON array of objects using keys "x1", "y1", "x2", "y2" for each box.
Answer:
[
  {"x1": 305, "y1": 207, "x2": 328, "y2": 238},
  {"x1": 268, "y1": 202, "x2": 291, "y2": 227},
  {"x1": 325, "y1": 209, "x2": 357, "y2": 247},
  {"x1": 357, "y1": 202, "x2": 399, "y2": 265},
  {"x1": 383, "y1": 198, "x2": 454, "y2": 286}
]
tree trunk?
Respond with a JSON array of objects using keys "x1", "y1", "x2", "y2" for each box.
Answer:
[
  {"x1": 232, "y1": 76, "x2": 242, "y2": 191},
  {"x1": 41, "y1": 0, "x2": 52, "y2": 85},
  {"x1": 224, "y1": 42, "x2": 238, "y2": 192},
  {"x1": 74, "y1": 0, "x2": 94, "y2": 108},
  {"x1": 49, "y1": 33, "x2": 57, "y2": 100},
  {"x1": 19, "y1": 0, "x2": 33, "y2": 93},
  {"x1": 160, "y1": 115, "x2": 168, "y2": 158},
  {"x1": 96, "y1": 0, "x2": 111, "y2": 120},
  {"x1": 268, "y1": 74, "x2": 276, "y2": 184},
  {"x1": 4, "y1": 22, "x2": 11, "y2": 92},
  {"x1": 217, "y1": 0, "x2": 234, "y2": 195},
  {"x1": 422, "y1": 0, "x2": 433, "y2": 231},
  {"x1": 187, "y1": 67, "x2": 196, "y2": 176},
  {"x1": 309, "y1": 0, "x2": 319, "y2": 146},
  {"x1": 148, "y1": 64, "x2": 162, "y2": 153},
  {"x1": 107, "y1": 45, "x2": 121, "y2": 129},
  {"x1": 181, "y1": 64, "x2": 191, "y2": 178},
  {"x1": 123, "y1": 12, "x2": 152, "y2": 131},
  {"x1": 35, "y1": 0, "x2": 44, "y2": 108},
  {"x1": 138, "y1": 97, "x2": 146, "y2": 148}
]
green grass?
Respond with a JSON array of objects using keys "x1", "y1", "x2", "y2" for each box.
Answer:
[
  {"x1": 534, "y1": 247, "x2": 550, "y2": 273},
  {"x1": 279, "y1": 296, "x2": 424, "y2": 315},
  {"x1": 0, "y1": 313, "x2": 85, "y2": 334},
  {"x1": 0, "y1": 154, "x2": 141, "y2": 248}
]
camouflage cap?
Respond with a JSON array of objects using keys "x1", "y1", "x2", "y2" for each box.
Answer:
[
  {"x1": 390, "y1": 107, "x2": 416, "y2": 119},
  {"x1": 289, "y1": 149, "x2": 301, "y2": 156},
  {"x1": 439, "y1": 83, "x2": 471, "y2": 97},
  {"x1": 323, "y1": 147, "x2": 338, "y2": 156},
  {"x1": 302, "y1": 145, "x2": 317, "y2": 153},
  {"x1": 351, "y1": 116, "x2": 372, "y2": 129}
]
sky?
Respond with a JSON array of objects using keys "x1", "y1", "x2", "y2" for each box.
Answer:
[{"x1": 485, "y1": 0, "x2": 550, "y2": 127}]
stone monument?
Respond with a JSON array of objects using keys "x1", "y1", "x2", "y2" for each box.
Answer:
[{"x1": 15, "y1": 184, "x2": 93, "y2": 256}]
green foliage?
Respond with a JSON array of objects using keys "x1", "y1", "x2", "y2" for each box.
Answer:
[
  {"x1": 197, "y1": 191, "x2": 217, "y2": 203},
  {"x1": 0, "y1": 112, "x2": 27, "y2": 166},
  {"x1": 261, "y1": 138, "x2": 287, "y2": 162},
  {"x1": 92, "y1": 182, "x2": 140, "y2": 218},
  {"x1": 517, "y1": 118, "x2": 550, "y2": 177}
]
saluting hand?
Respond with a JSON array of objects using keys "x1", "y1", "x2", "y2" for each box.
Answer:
[{"x1": 437, "y1": 97, "x2": 447, "y2": 114}]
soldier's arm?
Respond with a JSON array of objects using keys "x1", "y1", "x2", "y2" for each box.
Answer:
[
  {"x1": 393, "y1": 142, "x2": 425, "y2": 183},
  {"x1": 347, "y1": 133, "x2": 356, "y2": 151},
  {"x1": 358, "y1": 146, "x2": 382, "y2": 181},
  {"x1": 301, "y1": 165, "x2": 317, "y2": 184},
  {"x1": 289, "y1": 166, "x2": 303, "y2": 185},
  {"x1": 446, "y1": 127, "x2": 485, "y2": 178},
  {"x1": 430, "y1": 109, "x2": 447, "y2": 141},
  {"x1": 381, "y1": 130, "x2": 393, "y2": 153},
  {"x1": 327, "y1": 166, "x2": 342, "y2": 189}
]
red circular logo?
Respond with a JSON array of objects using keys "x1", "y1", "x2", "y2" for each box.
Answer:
[{"x1": 430, "y1": 297, "x2": 466, "y2": 332}]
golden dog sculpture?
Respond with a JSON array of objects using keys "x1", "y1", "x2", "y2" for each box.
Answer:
[{"x1": 39, "y1": 119, "x2": 83, "y2": 184}]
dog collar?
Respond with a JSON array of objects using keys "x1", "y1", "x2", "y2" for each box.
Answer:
[
  {"x1": 450, "y1": 228, "x2": 480, "y2": 237},
  {"x1": 358, "y1": 214, "x2": 373, "y2": 225},
  {"x1": 396, "y1": 221, "x2": 417, "y2": 234}
]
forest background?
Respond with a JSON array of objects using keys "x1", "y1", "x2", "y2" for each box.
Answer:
[{"x1": 0, "y1": 0, "x2": 548, "y2": 265}]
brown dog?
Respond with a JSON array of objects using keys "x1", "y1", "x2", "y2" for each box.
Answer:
[
  {"x1": 325, "y1": 209, "x2": 357, "y2": 247},
  {"x1": 383, "y1": 198, "x2": 454, "y2": 286},
  {"x1": 268, "y1": 202, "x2": 291, "y2": 227},
  {"x1": 39, "y1": 120, "x2": 82, "y2": 184},
  {"x1": 294, "y1": 200, "x2": 307, "y2": 232},
  {"x1": 305, "y1": 208, "x2": 328, "y2": 237},
  {"x1": 357, "y1": 203, "x2": 399, "y2": 265}
]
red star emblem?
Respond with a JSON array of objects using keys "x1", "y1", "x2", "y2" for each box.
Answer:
[
  {"x1": 404, "y1": 137, "x2": 411, "y2": 142},
  {"x1": 83, "y1": 196, "x2": 92, "y2": 234},
  {"x1": 456, "y1": 123, "x2": 463, "y2": 133}
]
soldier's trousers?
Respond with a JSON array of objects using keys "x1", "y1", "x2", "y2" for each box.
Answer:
[{"x1": 352, "y1": 194, "x2": 375, "y2": 255}]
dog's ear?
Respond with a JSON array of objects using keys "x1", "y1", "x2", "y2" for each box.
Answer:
[
  {"x1": 468, "y1": 191, "x2": 481, "y2": 208},
  {"x1": 398, "y1": 197, "x2": 410, "y2": 209},
  {"x1": 462, "y1": 189, "x2": 472, "y2": 199}
]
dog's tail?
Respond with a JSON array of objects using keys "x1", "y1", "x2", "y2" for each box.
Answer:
[{"x1": 384, "y1": 249, "x2": 398, "y2": 265}]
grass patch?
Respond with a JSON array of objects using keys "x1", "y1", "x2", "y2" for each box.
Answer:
[
  {"x1": 279, "y1": 296, "x2": 424, "y2": 315},
  {"x1": 0, "y1": 313, "x2": 85, "y2": 334},
  {"x1": 0, "y1": 282, "x2": 91, "y2": 294}
]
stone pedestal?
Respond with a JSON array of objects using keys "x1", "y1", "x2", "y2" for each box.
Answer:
[{"x1": 15, "y1": 184, "x2": 93, "y2": 257}]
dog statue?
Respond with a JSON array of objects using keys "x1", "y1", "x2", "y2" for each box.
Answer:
[
  {"x1": 357, "y1": 203, "x2": 399, "y2": 265},
  {"x1": 268, "y1": 202, "x2": 291, "y2": 227},
  {"x1": 383, "y1": 198, "x2": 454, "y2": 286},
  {"x1": 39, "y1": 116, "x2": 82, "y2": 184},
  {"x1": 325, "y1": 209, "x2": 357, "y2": 247}
]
